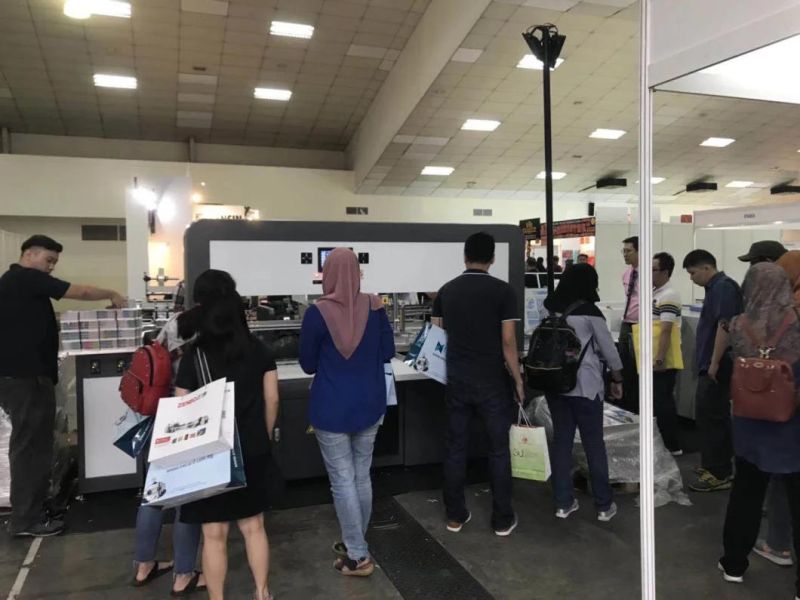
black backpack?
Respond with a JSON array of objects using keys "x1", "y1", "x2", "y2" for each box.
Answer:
[{"x1": 524, "y1": 302, "x2": 593, "y2": 394}]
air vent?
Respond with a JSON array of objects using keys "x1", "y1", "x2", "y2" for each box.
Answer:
[
  {"x1": 771, "y1": 184, "x2": 800, "y2": 195},
  {"x1": 346, "y1": 206, "x2": 368, "y2": 215},
  {"x1": 81, "y1": 225, "x2": 125, "y2": 241},
  {"x1": 473, "y1": 208, "x2": 493, "y2": 216},
  {"x1": 686, "y1": 181, "x2": 718, "y2": 193}
]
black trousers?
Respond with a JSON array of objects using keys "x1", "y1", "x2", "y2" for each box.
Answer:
[
  {"x1": 0, "y1": 376, "x2": 56, "y2": 532},
  {"x1": 695, "y1": 361, "x2": 733, "y2": 479},
  {"x1": 617, "y1": 322, "x2": 639, "y2": 414},
  {"x1": 721, "y1": 457, "x2": 800, "y2": 596},
  {"x1": 443, "y1": 377, "x2": 515, "y2": 531},
  {"x1": 653, "y1": 370, "x2": 680, "y2": 452}
]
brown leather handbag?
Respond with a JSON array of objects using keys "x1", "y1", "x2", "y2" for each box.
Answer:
[{"x1": 731, "y1": 311, "x2": 800, "y2": 423}]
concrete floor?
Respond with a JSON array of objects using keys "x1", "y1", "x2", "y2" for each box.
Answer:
[{"x1": 0, "y1": 457, "x2": 796, "y2": 599}]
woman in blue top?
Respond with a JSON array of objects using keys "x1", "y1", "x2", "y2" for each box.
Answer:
[
  {"x1": 299, "y1": 248, "x2": 395, "y2": 577},
  {"x1": 718, "y1": 263, "x2": 800, "y2": 599}
]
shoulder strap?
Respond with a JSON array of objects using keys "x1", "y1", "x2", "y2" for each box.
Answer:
[
  {"x1": 576, "y1": 335, "x2": 595, "y2": 368},
  {"x1": 193, "y1": 347, "x2": 212, "y2": 386},
  {"x1": 563, "y1": 301, "x2": 586, "y2": 317},
  {"x1": 740, "y1": 310, "x2": 797, "y2": 351},
  {"x1": 767, "y1": 310, "x2": 798, "y2": 348}
]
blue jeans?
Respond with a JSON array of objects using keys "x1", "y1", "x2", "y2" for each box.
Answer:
[
  {"x1": 765, "y1": 476, "x2": 793, "y2": 552},
  {"x1": 134, "y1": 505, "x2": 201, "y2": 575},
  {"x1": 315, "y1": 421, "x2": 380, "y2": 561},
  {"x1": 547, "y1": 395, "x2": 613, "y2": 511}
]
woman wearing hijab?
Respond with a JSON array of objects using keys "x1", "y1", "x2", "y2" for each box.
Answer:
[
  {"x1": 542, "y1": 264, "x2": 624, "y2": 521},
  {"x1": 299, "y1": 248, "x2": 395, "y2": 577},
  {"x1": 718, "y1": 263, "x2": 800, "y2": 597},
  {"x1": 175, "y1": 270, "x2": 280, "y2": 600},
  {"x1": 750, "y1": 252, "x2": 800, "y2": 568}
]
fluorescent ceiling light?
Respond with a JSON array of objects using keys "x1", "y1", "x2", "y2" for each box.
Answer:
[
  {"x1": 270, "y1": 21, "x2": 314, "y2": 39},
  {"x1": 93, "y1": 74, "x2": 137, "y2": 89},
  {"x1": 516, "y1": 54, "x2": 564, "y2": 70},
  {"x1": 254, "y1": 87, "x2": 292, "y2": 101},
  {"x1": 589, "y1": 128, "x2": 626, "y2": 140},
  {"x1": 451, "y1": 48, "x2": 482, "y2": 63},
  {"x1": 725, "y1": 180, "x2": 754, "y2": 188},
  {"x1": 536, "y1": 171, "x2": 566, "y2": 180},
  {"x1": 700, "y1": 137, "x2": 735, "y2": 147},
  {"x1": 421, "y1": 166, "x2": 454, "y2": 176},
  {"x1": 775, "y1": 220, "x2": 784, "y2": 225},
  {"x1": 462, "y1": 119, "x2": 501, "y2": 132},
  {"x1": 651, "y1": 177, "x2": 665, "y2": 184},
  {"x1": 64, "y1": 0, "x2": 131, "y2": 19}
]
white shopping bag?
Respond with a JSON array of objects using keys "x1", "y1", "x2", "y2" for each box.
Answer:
[
  {"x1": 148, "y1": 377, "x2": 232, "y2": 467},
  {"x1": 404, "y1": 323, "x2": 447, "y2": 384},
  {"x1": 385, "y1": 363, "x2": 397, "y2": 406},
  {"x1": 142, "y1": 426, "x2": 247, "y2": 508},
  {"x1": 510, "y1": 408, "x2": 551, "y2": 481}
]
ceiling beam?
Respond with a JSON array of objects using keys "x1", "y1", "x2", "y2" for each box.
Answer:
[{"x1": 346, "y1": 0, "x2": 492, "y2": 187}]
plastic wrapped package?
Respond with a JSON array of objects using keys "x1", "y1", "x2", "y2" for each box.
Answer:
[
  {"x1": 0, "y1": 407, "x2": 11, "y2": 508},
  {"x1": 525, "y1": 396, "x2": 691, "y2": 508}
]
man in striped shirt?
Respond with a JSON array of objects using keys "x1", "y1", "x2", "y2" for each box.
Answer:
[{"x1": 652, "y1": 252, "x2": 683, "y2": 455}]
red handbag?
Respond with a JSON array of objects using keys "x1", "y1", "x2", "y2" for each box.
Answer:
[{"x1": 731, "y1": 311, "x2": 800, "y2": 423}]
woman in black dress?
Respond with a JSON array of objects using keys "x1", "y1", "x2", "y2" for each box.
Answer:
[{"x1": 174, "y1": 270, "x2": 280, "y2": 600}]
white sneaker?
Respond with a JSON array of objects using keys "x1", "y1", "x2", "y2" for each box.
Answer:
[
  {"x1": 494, "y1": 514, "x2": 518, "y2": 537},
  {"x1": 597, "y1": 503, "x2": 618, "y2": 522},
  {"x1": 446, "y1": 512, "x2": 471, "y2": 533},
  {"x1": 717, "y1": 562, "x2": 744, "y2": 583},
  {"x1": 555, "y1": 500, "x2": 579, "y2": 519},
  {"x1": 670, "y1": 449, "x2": 684, "y2": 457}
]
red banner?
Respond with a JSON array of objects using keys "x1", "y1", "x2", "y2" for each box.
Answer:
[{"x1": 539, "y1": 217, "x2": 596, "y2": 243}]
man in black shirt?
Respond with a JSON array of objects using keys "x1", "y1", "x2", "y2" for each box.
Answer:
[
  {"x1": 432, "y1": 232, "x2": 523, "y2": 536},
  {"x1": 0, "y1": 235, "x2": 125, "y2": 537}
]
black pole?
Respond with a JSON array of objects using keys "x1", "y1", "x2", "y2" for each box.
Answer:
[{"x1": 542, "y1": 30, "x2": 555, "y2": 294}]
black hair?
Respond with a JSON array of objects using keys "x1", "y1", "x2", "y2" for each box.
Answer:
[
  {"x1": 578, "y1": 253, "x2": 589, "y2": 260},
  {"x1": 682, "y1": 249, "x2": 717, "y2": 270},
  {"x1": 177, "y1": 269, "x2": 241, "y2": 342},
  {"x1": 623, "y1": 236, "x2": 639, "y2": 251},
  {"x1": 654, "y1": 252, "x2": 675, "y2": 277},
  {"x1": 526, "y1": 257, "x2": 537, "y2": 269},
  {"x1": 544, "y1": 263, "x2": 600, "y2": 313},
  {"x1": 21, "y1": 235, "x2": 62, "y2": 254},
  {"x1": 464, "y1": 232, "x2": 495, "y2": 264},
  {"x1": 196, "y1": 293, "x2": 251, "y2": 364}
]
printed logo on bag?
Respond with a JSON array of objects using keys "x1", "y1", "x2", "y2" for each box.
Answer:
[
  {"x1": 435, "y1": 342, "x2": 446, "y2": 354},
  {"x1": 155, "y1": 436, "x2": 171, "y2": 446}
]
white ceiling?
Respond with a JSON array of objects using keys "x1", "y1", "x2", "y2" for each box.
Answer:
[{"x1": 0, "y1": 0, "x2": 798, "y2": 205}]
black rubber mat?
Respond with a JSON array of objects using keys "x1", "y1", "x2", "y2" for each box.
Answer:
[{"x1": 368, "y1": 496, "x2": 494, "y2": 600}]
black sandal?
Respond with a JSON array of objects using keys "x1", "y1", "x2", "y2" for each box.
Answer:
[
  {"x1": 131, "y1": 561, "x2": 173, "y2": 587},
  {"x1": 171, "y1": 571, "x2": 206, "y2": 597}
]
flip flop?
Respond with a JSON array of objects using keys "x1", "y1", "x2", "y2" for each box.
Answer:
[
  {"x1": 131, "y1": 561, "x2": 174, "y2": 587},
  {"x1": 171, "y1": 571, "x2": 206, "y2": 597}
]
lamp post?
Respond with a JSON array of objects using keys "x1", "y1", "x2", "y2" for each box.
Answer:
[{"x1": 522, "y1": 24, "x2": 566, "y2": 294}]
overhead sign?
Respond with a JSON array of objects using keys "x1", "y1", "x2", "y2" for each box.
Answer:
[
  {"x1": 193, "y1": 205, "x2": 260, "y2": 221},
  {"x1": 539, "y1": 217, "x2": 596, "y2": 242},
  {"x1": 519, "y1": 218, "x2": 541, "y2": 240}
]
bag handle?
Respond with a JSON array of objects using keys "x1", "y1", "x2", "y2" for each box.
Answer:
[
  {"x1": 517, "y1": 406, "x2": 533, "y2": 427},
  {"x1": 194, "y1": 347, "x2": 212, "y2": 386},
  {"x1": 740, "y1": 310, "x2": 797, "y2": 358}
]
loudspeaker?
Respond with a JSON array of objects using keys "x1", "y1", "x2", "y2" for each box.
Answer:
[{"x1": 588, "y1": 202, "x2": 595, "y2": 216}]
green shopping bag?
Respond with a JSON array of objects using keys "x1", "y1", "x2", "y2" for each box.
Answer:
[{"x1": 510, "y1": 407, "x2": 551, "y2": 481}]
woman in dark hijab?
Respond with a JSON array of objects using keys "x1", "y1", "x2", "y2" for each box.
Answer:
[
  {"x1": 543, "y1": 264, "x2": 624, "y2": 521},
  {"x1": 718, "y1": 263, "x2": 800, "y2": 598}
]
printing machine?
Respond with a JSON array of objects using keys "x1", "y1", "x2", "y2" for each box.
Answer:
[{"x1": 185, "y1": 220, "x2": 526, "y2": 480}]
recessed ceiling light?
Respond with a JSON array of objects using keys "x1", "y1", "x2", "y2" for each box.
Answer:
[
  {"x1": 536, "y1": 171, "x2": 566, "y2": 180},
  {"x1": 462, "y1": 119, "x2": 501, "y2": 132},
  {"x1": 725, "y1": 180, "x2": 754, "y2": 188},
  {"x1": 270, "y1": 21, "x2": 314, "y2": 39},
  {"x1": 254, "y1": 87, "x2": 292, "y2": 101},
  {"x1": 651, "y1": 177, "x2": 665, "y2": 184},
  {"x1": 93, "y1": 73, "x2": 137, "y2": 89},
  {"x1": 589, "y1": 128, "x2": 626, "y2": 140},
  {"x1": 191, "y1": 192, "x2": 203, "y2": 203},
  {"x1": 775, "y1": 220, "x2": 784, "y2": 225},
  {"x1": 421, "y1": 166, "x2": 454, "y2": 176},
  {"x1": 516, "y1": 55, "x2": 564, "y2": 70},
  {"x1": 700, "y1": 137, "x2": 735, "y2": 147},
  {"x1": 64, "y1": 0, "x2": 131, "y2": 19}
]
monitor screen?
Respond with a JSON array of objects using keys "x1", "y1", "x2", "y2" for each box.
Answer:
[{"x1": 317, "y1": 247, "x2": 335, "y2": 272}]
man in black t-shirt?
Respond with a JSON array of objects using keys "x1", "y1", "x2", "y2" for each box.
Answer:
[
  {"x1": 432, "y1": 232, "x2": 523, "y2": 536},
  {"x1": 0, "y1": 235, "x2": 125, "y2": 537}
]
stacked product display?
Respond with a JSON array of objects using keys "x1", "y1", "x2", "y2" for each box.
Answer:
[{"x1": 60, "y1": 308, "x2": 143, "y2": 351}]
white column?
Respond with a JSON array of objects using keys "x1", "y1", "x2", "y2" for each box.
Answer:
[{"x1": 639, "y1": 1, "x2": 656, "y2": 599}]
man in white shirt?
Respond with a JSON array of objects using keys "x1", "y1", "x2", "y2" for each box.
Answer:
[{"x1": 652, "y1": 252, "x2": 683, "y2": 454}]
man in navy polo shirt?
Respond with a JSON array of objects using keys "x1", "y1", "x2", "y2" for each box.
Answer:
[
  {"x1": 0, "y1": 235, "x2": 125, "y2": 537},
  {"x1": 682, "y1": 249, "x2": 743, "y2": 492},
  {"x1": 432, "y1": 232, "x2": 523, "y2": 537}
]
